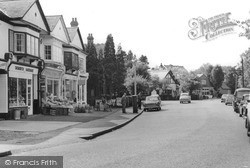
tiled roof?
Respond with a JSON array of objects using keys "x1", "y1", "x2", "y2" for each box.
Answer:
[
  {"x1": 0, "y1": 0, "x2": 36, "y2": 18},
  {"x1": 46, "y1": 15, "x2": 61, "y2": 31},
  {"x1": 67, "y1": 27, "x2": 78, "y2": 41}
]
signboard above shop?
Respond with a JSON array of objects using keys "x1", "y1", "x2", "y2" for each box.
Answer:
[{"x1": 9, "y1": 64, "x2": 38, "y2": 74}]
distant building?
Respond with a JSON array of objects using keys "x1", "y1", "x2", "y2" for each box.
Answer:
[
  {"x1": 195, "y1": 74, "x2": 214, "y2": 98},
  {"x1": 150, "y1": 64, "x2": 188, "y2": 100}
]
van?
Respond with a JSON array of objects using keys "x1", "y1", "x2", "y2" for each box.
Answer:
[{"x1": 233, "y1": 88, "x2": 250, "y2": 113}]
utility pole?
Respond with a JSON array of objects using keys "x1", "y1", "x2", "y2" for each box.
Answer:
[{"x1": 241, "y1": 55, "x2": 244, "y2": 87}]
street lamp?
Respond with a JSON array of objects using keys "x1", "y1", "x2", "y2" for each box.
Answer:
[{"x1": 133, "y1": 61, "x2": 137, "y2": 95}]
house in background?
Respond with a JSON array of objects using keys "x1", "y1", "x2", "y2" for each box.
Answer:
[
  {"x1": 149, "y1": 63, "x2": 188, "y2": 100},
  {"x1": 161, "y1": 70, "x2": 180, "y2": 100},
  {"x1": 218, "y1": 82, "x2": 231, "y2": 95},
  {"x1": 195, "y1": 74, "x2": 214, "y2": 98}
]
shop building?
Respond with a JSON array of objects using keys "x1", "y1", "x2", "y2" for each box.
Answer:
[
  {"x1": 0, "y1": 0, "x2": 50, "y2": 117},
  {"x1": 40, "y1": 17, "x2": 88, "y2": 107},
  {"x1": 40, "y1": 15, "x2": 70, "y2": 102}
]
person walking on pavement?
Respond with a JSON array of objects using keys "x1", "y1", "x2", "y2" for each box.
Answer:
[
  {"x1": 121, "y1": 93, "x2": 127, "y2": 113},
  {"x1": 137, "y1": 92, "x2": 142, "y2": 109}
]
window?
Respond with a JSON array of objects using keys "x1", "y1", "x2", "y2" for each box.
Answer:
[
  {"x1": 9, "y1": 30, "x2": 39, "y2": 56},
  {"x1": 14, "y1": 33, "x2": 25, "y2": 53},
  {"x1": 9, "y1": 78, "x2": 27, "y2": 107},
  {"x1": 45, "y1": 45, "x2": 52, "y2": 60},
  {"x1": 47, "y1": 79, "x2": 59, "y2": 97},
  {"x1": 64, "y1": 52, "x2": 79, "y2": 70},
  {"x1": 79, "y1": 58, "x2": 84, "y2": 72},
  {"x1": 201, "y1": 80, "x2": 206, "y2": 85}
]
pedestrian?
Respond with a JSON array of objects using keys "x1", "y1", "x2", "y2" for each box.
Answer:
[
  {"x1": 121, "y1": 93, "x2": 127, "y2": 113},
  {"x1": 137, "y1": 92, "x2": 142, "y2": 109}
]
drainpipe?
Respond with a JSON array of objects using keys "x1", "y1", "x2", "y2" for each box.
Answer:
[{"x1": 37, "y1": 59, "x2": 45, "y2": 114}]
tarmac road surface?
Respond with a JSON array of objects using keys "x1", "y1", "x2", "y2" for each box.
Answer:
[{"x1": 15, "y1": 100, "x2": 250, "y2": 168}]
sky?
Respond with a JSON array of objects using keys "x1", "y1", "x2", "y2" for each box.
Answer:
[{"x1": 39, "y1": 0, "x2": 250, "y2": 71}]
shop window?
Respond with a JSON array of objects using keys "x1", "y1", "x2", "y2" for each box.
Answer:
[
  {"x1": 9, "y1": 78, "x2": 27, "y2": 107},
  {"x1": 47, "y1": 79, "x2": 59, "y2": 97},
  {"x1": 45, "y1": 45, "x2": 52, "y2": 60},
  {"x1": 47, "y1": 79, "x2": 53, "y2": 95}
]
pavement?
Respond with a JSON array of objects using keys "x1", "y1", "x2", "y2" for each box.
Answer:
[{"x1": 0, "y1": 107, "x2": 143, "y2": 157}]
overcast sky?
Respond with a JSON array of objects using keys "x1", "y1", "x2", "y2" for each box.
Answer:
[{"x1": 40, "y1": 0, "x2": 250, "y2": 71}]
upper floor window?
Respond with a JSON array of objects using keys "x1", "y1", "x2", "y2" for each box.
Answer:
[
  {"x1": 44, "y1": 45, "x2": 52, "y2": 60},
  {"x1": 201, "y1": 80, "x2": 206, "y2": 85},
  {"x1": 9, "y1": 30, "x2": 39, "y2": 57},
  {"x1": 64, "y1": 52, "x2": 79, "y2": 71},
  {"x1": 14, "y1": 33, "x2": 25, "y2": 53}
]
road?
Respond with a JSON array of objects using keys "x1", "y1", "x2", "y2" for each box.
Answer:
[{"x1": 17, "y1": 100, "x2": 250, "y2": 168}]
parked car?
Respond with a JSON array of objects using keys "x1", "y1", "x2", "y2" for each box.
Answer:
[
  {"x1": 221, "y1": 94, "x2": 228, "y2": 103},
  {"x1": 233, "y1": 88, "x2": 250, "y2": 113},
  {"x1": 143, "y1": 95, "x2": 161, "y2": 111},
  {"x1": 246, "y1": 113, "x2": 250, "y2": 137},
  {"x1": 225, "y1": 94, "x2": 234, "y2": 105},
  {"x1": 179, "y1": 93, "x2": 191, "y2": 103},
  {"x1": 239, "y1": 94, "x2": 250, "y2": 117}
]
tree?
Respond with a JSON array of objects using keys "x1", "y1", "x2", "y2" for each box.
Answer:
[
  {"x1": 103, "y1": 34, "x2": 116, "y2": 96},
  {"x1": 181, "y1": 78, "x2": 201, "y2": 95},
  {"x1": 225, "y1": 67, "x2": 237, "y2": 93},
  {"x1": 114, "y1": 45, "x2": 127, "y2": 96},
  {"x1": 210, "y1": 65, "x2": 224, "y2": 91},
  {"x1": 139, "y1": 55, "x2": 149, "y2": 64},
  {"x1": 86, "y1": 34, "x2": 100, "y2": 105}
]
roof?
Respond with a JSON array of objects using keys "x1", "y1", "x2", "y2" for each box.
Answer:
[
  {"x1": 220, "y1": 82, "x2": 230, "y2": 90},
  {"x1": 67, "y1": 27, "x2": 78, "y2": 41},
  {"x1": 0, "y1": 0, "x2": 50, "y2": 32},
  {"x1": 67, "y1": 27, "x2": 85, "y2": 51},
  {"x1": 0, "y1": 0, "x2": 35, "y2": 18},
  {"x1": 46, "y1": 15, "x2": 61, "y2": 31}
]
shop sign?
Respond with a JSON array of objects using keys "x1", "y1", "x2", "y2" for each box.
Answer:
[
  {"x1": 188, "y1": 12, "x2": 236, "y2": 41},
  {"x1": 10, "y1": 65, "x2": 38, "y2": 74}
]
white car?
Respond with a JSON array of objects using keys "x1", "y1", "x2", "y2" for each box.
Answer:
[{"x1": 179, "y1": 93, "x2": 191, "y2": 104}]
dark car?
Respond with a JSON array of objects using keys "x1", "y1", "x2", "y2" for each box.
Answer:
[
  {"x1": 233, "y1": 88, "x2": 250, "y2": 113},
  {"x1": 143, "y1": 95, "x2": 161, "y2": 111},
  {"x1": 245, "y1": 108, "x2": 250, "y2": 137},
  {"x1": 239, "y1": 94, "x2": 250, "y2": 117}
]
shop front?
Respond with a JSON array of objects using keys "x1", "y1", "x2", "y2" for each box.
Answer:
[
  {"x1": 41, "y1": 62, "x2": 65, "y2": 100},
  {"x1": 8, "y1": 63, "x2": 39, "y2": 116}
]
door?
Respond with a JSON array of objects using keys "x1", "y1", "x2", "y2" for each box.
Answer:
[{"x1": 27, "y1": 79, "x2": 33, "y2": 115}]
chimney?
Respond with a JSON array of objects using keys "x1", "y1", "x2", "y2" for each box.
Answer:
[
  {"x1": 70, "y1": 17, "x2": 79, "y2": 27},
  {"x1": 87, "y1": 33, "x2": 94, "y2": 44}
]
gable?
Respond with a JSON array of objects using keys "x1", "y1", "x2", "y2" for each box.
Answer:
[
  {"x1": 22, "y1": 2, "x2": 47, "y2": 31},
  {"x1": 71, "y1": 30, "x2": 84, "y2": 50},
  {"x1": 51, "y1": 18, "x2": 70, "y2": 43}
]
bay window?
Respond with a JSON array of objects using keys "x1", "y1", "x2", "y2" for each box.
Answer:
[{"x1": 9, "y1": 30, "x2": 39, "y2": 57}]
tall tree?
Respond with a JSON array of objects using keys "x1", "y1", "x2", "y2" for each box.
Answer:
[
  {"x1": 210, "y1": 65, "x2": 224, "y2": 91},
  {"x1": 114, "y1": 45, "x2": 127, "y2": 96},
  {"x1": 86, "y1": 34, "x2": 99, "y2": 105},
  {"x1": 225, "y1": 67, "x2": 237, "y2": 93},
  {"x1": 103, "y1": 34, "x2": 116, "y2": 96}
]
